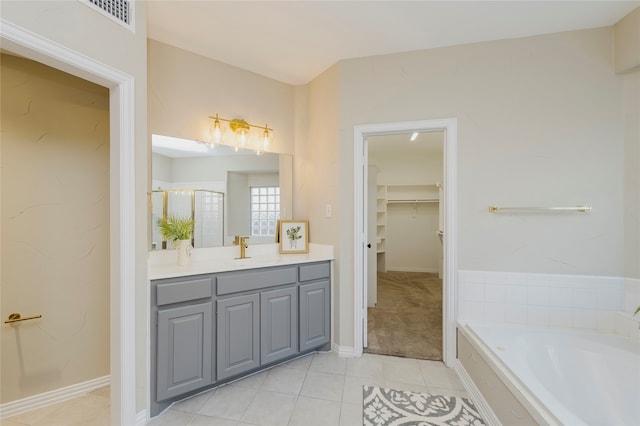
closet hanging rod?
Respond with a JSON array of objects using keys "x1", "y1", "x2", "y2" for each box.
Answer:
[
  {"x1": 488, "y1": 205, "x2": 592, "y2": 213},
  {"x1": 388, "y1": 199, "x2": 438, "y2": 204}
]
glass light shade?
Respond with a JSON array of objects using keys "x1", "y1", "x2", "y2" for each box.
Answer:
[
  {"x1": 237, "y1": 130, "x2": 248, "y2": 146},
  {"x1": 262, "y1": 127, "x2": 270, "y2": 149}
]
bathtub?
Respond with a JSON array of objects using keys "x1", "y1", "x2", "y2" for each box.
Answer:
[{"x1": 458, "y1": 322, "x2": 640, "y2": 425}]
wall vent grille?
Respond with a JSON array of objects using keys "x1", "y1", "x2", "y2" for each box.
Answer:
[{"x1": 87, "y1": 0, "x2": 131, "y2": 26}]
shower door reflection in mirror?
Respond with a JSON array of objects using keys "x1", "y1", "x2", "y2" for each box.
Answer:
[{"x1": 151, "y1": 189, "x2": 224, "y2": 250}]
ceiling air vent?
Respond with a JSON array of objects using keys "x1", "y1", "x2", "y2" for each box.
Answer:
[{"x1": 84, "y1": 0, "x2": 132, "y2": 29}]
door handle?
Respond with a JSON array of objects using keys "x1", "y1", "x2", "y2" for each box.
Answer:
[
  {"x1": 4, "y1": 313, "x2": 42, "y2": 324},
  {"x1": 367, "y1": 244, "x2": 372, "y2": 248}
]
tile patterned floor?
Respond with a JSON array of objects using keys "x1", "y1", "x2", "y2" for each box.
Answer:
[{"x1": 4, "y1": 352, "x2": 469, "y2": 426}]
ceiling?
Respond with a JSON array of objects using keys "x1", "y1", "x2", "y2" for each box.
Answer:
[{"x1": 146, "y1": 1, "x2": 639, "y2": 85}]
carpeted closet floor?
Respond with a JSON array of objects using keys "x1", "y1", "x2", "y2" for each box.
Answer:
[{"x1": 365, "y1": 271, "x2": 442, "y2": 360}]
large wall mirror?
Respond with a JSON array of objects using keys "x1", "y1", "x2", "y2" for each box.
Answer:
[{"x1": 151, "y1": 134, "x2": 293, "y2": 250}]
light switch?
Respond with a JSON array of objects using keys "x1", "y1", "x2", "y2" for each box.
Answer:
[{"x1": 325, "y1": 203, "x2": 332, "y2": 218}]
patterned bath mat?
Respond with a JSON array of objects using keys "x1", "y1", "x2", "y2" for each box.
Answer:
[{"x1": 363, "y1": 386, "x2": 485, "y2": 426}]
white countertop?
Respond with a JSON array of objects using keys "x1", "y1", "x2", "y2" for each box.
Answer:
[{"x1": 148, "y1": 243, "x2": 334, "y2": 280}]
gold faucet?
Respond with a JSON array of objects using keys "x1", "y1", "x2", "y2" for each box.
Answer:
[{"x1": 233, "y1": 236, "x2": 250, "y2": 259}]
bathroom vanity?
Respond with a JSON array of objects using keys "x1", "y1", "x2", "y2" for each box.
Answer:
[{"x1": 148, "y1": 245, "x2": 333, "y2": 417}]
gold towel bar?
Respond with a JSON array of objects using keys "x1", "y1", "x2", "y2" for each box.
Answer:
[
  {"x1": 4, "y1": 313, "x2": 42, "y2": 324},
  {"x1": 489, "y1": 205, "x2": 592, "y2": 213}
]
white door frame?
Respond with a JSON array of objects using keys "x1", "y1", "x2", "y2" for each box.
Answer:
[
  {"x1": 1, "y1": 20, "x2": 138, "y2": 425},
  {"x1": 353, "y1": 119, "x2": 457, "y2": 366}
]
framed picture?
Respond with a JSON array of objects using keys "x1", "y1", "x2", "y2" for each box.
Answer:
[{"x1": 279, "y1": 220, "x2": 309, "y2": 254}]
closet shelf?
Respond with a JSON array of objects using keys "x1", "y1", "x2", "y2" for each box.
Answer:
[{"x1": 387, "y1": 199, "x2": 439, "y2": 204}]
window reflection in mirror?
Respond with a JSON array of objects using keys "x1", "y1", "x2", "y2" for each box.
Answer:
[{"x1": 150, "y1": 134, "x2": 292, "y2": 250}]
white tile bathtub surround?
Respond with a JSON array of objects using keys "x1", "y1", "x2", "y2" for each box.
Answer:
[{"x1": 458, "y1": 270, "x2": 626, "y2": 333}]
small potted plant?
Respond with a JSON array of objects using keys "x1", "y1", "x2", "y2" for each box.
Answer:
[
  {"x1": 157, "y1": 215, "x2": 195, "y2": 265},
  {"x1": 286, "y1": 225, "x2": 302, "y2": 249}
]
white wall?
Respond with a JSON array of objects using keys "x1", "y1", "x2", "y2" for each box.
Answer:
[
  {"x1": 170, "y1": 154, "x2": 280, "y2": 183},
  {"x1": 227, "y1": 171, "x2": 279, "y2": 243},
  {"x1": 622, "y1": 71, "x2": 640, "y2": 280},
  {"x1": 151, "y1": 153, "x2": 172, "y2": 184},
  {"x1": 1, "y1": 54, "x2": 110, "y2": 403},
  {"x1": 615, "y1": 8, "x2": 640, "y2": 280},
  {"x1": 386, "y1": 203, "x2": 440, "y2": 273}
]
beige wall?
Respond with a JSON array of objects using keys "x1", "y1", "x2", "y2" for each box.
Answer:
[
  {"x1": 148, "y1": 40, "x2": 296, "y2": 156},
  {"x1": 615, "y1": 7, "x2": 640, "y2": 73},
  {"x1": 309, "y1": 27, "x2": 627, "y2": 347},
  {"x1": 1, "y1": 0, "x2": 148, "y2": 412},
  {"x1": 623, "y1": 71, "x2": 640, "y2": 278},
  {"x1": 298, "y1": 63, "x2": 344, "y2": 341},
  {"x1": 1, "y1": 54, "x2": 110, "y2": 403}
]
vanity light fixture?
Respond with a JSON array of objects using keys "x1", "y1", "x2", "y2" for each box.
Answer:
[{"x1": 209, "y1": 113, "x2": 272, "y2": 152}]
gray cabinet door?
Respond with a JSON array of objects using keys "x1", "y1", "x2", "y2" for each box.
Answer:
[
  {"x1": 217, "y1": 293, "x2": 260, "y2": 380},
  {"x1": 261, "y1": 286, "x2": 298, "y2": 365},
  {"x1": 299, "y1": 280, "x2": 330, "y2": 352},
  {"x1": 157, "y1": 302, "x2": 213, "y2": 401}
]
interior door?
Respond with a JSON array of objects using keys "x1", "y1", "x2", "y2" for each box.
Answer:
[
  {"x1": 362, "y1": 141, "x2": 369, "y2": 348},
  {"x1": 367, "y1": 166, "x2": 378, "y2": 309},
  {"x1": 365, "y1": 165, "x2": 379, "y2": 348}
]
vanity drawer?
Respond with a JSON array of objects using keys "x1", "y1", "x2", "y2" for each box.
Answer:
[
  {"x1": 299, "y1": 262, "x2": 330, "y2": 282},
  {"x1": 217, "y1": 267, "x2": 297, "y2": 295},
  {"x1": 156, "y1": 277, "x2": 213, "y2": 306}
]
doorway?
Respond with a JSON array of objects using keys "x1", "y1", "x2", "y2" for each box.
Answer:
[
  {"x1": 365, "y1": 132, "x2": 444, "y2": 360},
  {"x1": 353, "y1": 119, "x2": 457, "y2": 366},
  {"x1": 1, "y1": 20, "x2": 137, "y2": 424},
  {"x1": 1, "y1": 52, "x2": 111, "y2": 407}
]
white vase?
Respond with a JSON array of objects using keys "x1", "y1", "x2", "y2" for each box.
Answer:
[{"x1": 175, "y1": 239, "x2": 192, "y2": 266}]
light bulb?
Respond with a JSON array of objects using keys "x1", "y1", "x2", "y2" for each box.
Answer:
[
  {"x1": 238, "y1": 130, "x2": 248, "y2": 146},
  {"x1": 262, "y1": 125, "x2": 270, "y2": 150},
  {"x1": 211, "y1": 114, "x2": 222, "y2": 143}
]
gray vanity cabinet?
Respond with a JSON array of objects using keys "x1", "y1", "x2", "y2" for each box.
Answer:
[
  {"x1": 299, "y1": 263, "x2": 331, "y2": 352},
  {"x1": 157, "y1": 302, "x2": 213, "y2": 400},
  {"x1": 151, "y1": 261, "x2": 331, "y2": 418},
  {"x1": 261, "y1": 286, "x2": 298, "y2": 365},
  {"x1": 154, "y1": 277, "x2": 214, "y2": 402},
  {"x1": 216, "y1": 266, "x2": 298, "y2": 380},
  {"x1": 216, "y1": 293, "x2": 260, "y2": 381}
]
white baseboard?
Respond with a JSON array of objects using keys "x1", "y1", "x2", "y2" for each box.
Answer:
[
  {"x1": 136, "y1": 409, "x2": 147, "y2": 426},
  {"x1": 0, "y1": 375, "x2": 110, "y2": 419},
  {"x1": 332, "y1": 342, "x2": 356, "y2": 357},
  {"x1": 454, "y1": 361, "x2": 501, "y2": 426}
]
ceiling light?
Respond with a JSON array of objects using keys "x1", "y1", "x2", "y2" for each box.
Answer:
[{"x1": 410, "y1": 132, "x2": 419, "y2": 141}]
